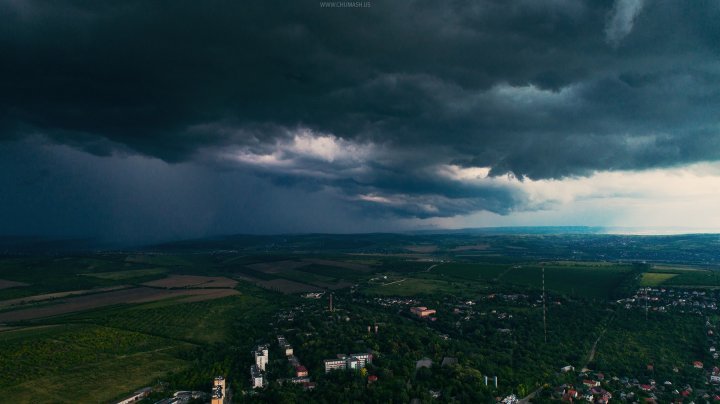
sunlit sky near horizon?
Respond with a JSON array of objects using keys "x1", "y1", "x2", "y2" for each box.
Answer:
[{"x1": 2, "y1": 0, "x2": 720, "y2": 243}]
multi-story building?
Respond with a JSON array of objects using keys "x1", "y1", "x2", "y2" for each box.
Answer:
[
  {"x1": 350, "y1": 353, "x2": 372, "y2": 368},
  {"x1": 253, "y1": 344, "x2": 269, "y2": 371},
  {"x1": 250, "y1": 365, "x2": 264, "y2": 389},
  {"x1": 211, "y1": 376, "x2": 225, "y2": 404},
  {"x1": 324, "y1": 358, "x2": 348, "y2": 373},
  {"x1": 323, "y1": 353, "x2": 373, "y2": 373},
  {"x1": 250, "y1": 343, "x2": 269, "y2": 389}
]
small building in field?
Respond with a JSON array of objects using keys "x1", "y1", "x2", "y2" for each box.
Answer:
[{"x1": 410, "y1": 306, "x2": 437, "y2": 318}]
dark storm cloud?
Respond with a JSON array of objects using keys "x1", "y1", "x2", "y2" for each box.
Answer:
[
  {"x1": 2, "y1": 0, "x2": 720, "y2": 220},
  {"x1": 0, "y1": 138, "x2": 397, "y2": 243}
]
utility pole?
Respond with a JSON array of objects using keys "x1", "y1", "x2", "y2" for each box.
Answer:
[{"x1": 543, "y1": 267, "x2": 547, "y2": 343}]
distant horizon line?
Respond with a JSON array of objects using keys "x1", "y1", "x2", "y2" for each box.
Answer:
[{"x1": 3, "y1": 225, "x2": 720, "y2": 243}]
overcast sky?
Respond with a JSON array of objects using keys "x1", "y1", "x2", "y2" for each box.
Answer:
[{"x1": 2, "y1": 0, "x2": 720, "y2": 243}]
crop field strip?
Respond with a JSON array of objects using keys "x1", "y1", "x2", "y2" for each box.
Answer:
[
  {"x1": 0, "y1": 285, "x2": 131, "y2": 310},
  {"x1": 233, "y1": 258, "x2": 378, "y2": 293},
  {"x1": 0, "y1": 286, "x2": 240, "y2": 323},
  {"x1": 81, "y1": 267, "x2": 168, "y2": 280},
  {"x1": 48, "y1": 295, "x2": 254, "y2": 344},
  {"x1": 141, "y1": 274, "x2": 238, "y2": 288}
]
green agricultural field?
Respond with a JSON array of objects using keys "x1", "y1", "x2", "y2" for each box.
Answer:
[
  {"x1": 296, "y1": 264, "x2": 365, "y2": 281},
  {"x1": 639, "y1": 272, "x2": 678, "y2": 286},
  {"x1": 651, "y1": 264, "x2": 708, "y2": 273},
  {"x1": 663, "y1": 270, "x2": 720, "y2": 287},
  {"x1": 274, "y1": 269, "x2": 335, "y2": 284},
  {"x1": 544, "y1": 260, "x2": 617, "y2": 267},
  {"x1": 498, "y1": 264, "x2": 633, "y2": 299},
  {"x1": 636, "y1": 265, "x2": 720, "y2": 288},
  {"x1": 434, "y1": 262, "x2": 509, "y2": 281}
]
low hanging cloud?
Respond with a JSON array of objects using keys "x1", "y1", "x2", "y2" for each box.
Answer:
[
  {"x1": 605, "y1": 0, "x2": 646, "y2": 46},
  {"x1": 1, "y1": 0, "x2": 720, "y2": 224}
]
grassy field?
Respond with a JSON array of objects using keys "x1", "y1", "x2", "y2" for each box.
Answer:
[
  {"x1": 639, "y1": 265, "x2": 720, "y2": 288},
  {"x1": 0, "y1": 348, "x2": 187, "y2": 403},
  {"x1": 663, "y1": 270, "x2": 720, "y2": 287},
  {"x1": 433, "y1": 263, "x2": 508, "y2": 281},
  {"x1": 639, "y1": 272, "x2": 678, "y2": 286},
  {"x1": 42, "y1": 295, "x2": 254, "y2": 344},
  {"x1": 362, "y1": 262, "x2": 634, "y2": 299}
]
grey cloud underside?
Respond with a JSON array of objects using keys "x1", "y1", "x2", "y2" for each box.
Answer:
[{"x1": 2, "y1": 0, "x2": 720, "y2": 219}]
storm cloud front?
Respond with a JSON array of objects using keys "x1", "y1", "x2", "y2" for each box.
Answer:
[{"x1": 2, "y1": 0, "x2": 720, "y2": 242}]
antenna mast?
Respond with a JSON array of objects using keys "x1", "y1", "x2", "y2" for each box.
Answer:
[{"x1": 542, "y1": 267, "x2": 547, "y2": 343}]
